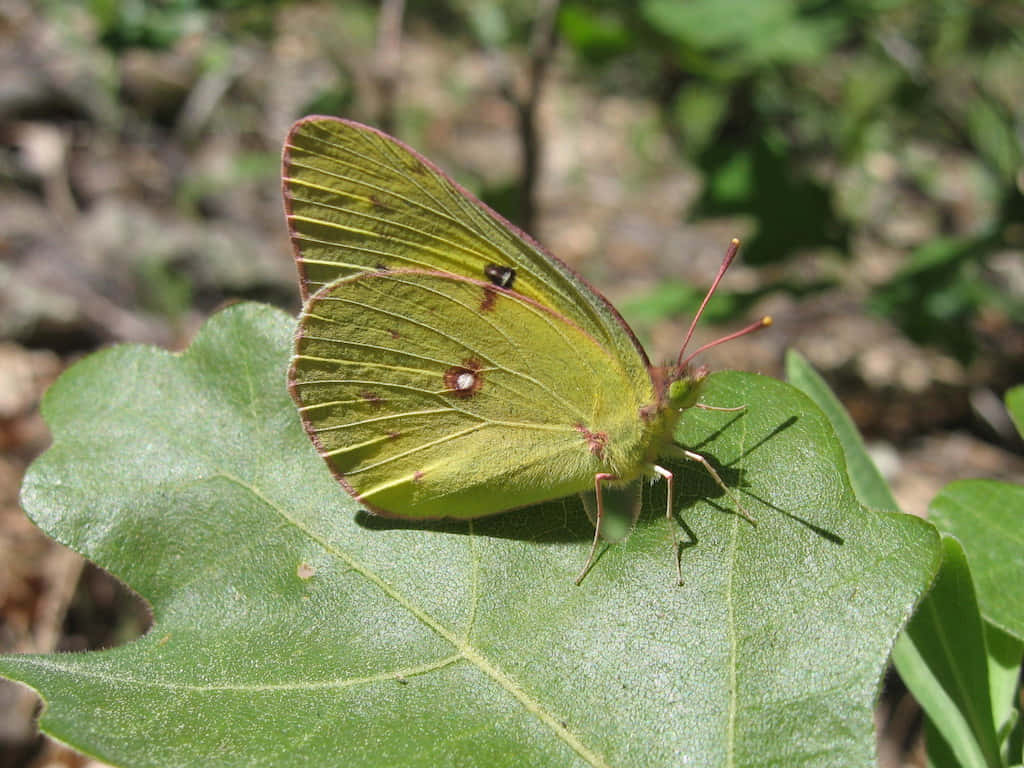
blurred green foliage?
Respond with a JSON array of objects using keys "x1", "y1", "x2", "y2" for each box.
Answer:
[
  {"x1": 560, "y1": 0, "x2": 1024, "y2": 362},
  {"x1": 868, "y1": 229, "x2": 1024, "y2": 363},
  {"x1": 82, "y1": 0, "x2": 203, "y2": 50},
  {"x1": 73, "y1": 0, "x2": 282, "y2": 50},
  {"x1": 624, "y1": 275, "x2": 836, "y2": 328}
]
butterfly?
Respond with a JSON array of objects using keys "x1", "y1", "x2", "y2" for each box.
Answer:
[{"x1": 284, "y1": 117, "x2": 770, "y2": 584}]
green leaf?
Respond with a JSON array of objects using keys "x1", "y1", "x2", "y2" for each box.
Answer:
[
  {"x1": 928, "y1": 479, "x2": 1024, "y2": 642},
  {"x1": 784, "y1": 349, "x2": 900, "y2": 513},
  {"x1": 559, "y1": 4, "x2": 632, "y2": 63},
  {"x1": 779, "y1": 355, "x2": 1017, "y2": 763},
  {"x1": 984, "y1": 622, "x2": 1024, "y2": 761},
  {"x1": 891, "y1": 536, "x2": 1003, "y2": 768},
  {"x1": 966, "y1": 95, "x2": 1022, "y2": 183},
  {"x1": 1007, "y1": 385, "x2": 1024, "y2": 439},
  {"x1": 2, "y1": 303, "x2": 939, "y2": 767}
]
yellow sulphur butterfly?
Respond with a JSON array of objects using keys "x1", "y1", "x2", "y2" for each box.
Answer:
[{"x1": 285, "y1": 117, "x2": 770, "y2": 584}]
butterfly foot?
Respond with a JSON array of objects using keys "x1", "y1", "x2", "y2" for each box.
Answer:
[
  {"x1": 575, "y1": 528, "x2": 603, "y2": 586},
  {"x1": 573, "y1": 566, "x2": 588, "y2": 587},
  {"x1": 680, "y1": 447, "x2": 758, "y2": 526}
]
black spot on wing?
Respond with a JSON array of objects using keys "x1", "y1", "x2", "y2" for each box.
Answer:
[{"x1": 484, "y1": 264, "x2": 516, "y2": 289}]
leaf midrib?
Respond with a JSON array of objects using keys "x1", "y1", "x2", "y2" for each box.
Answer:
[{"x1": 723, "y1": 411, "x2": 748, "y2": 768}]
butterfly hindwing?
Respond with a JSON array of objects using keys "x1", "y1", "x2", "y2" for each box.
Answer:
[{"x1": 289, "y1": 269, "x2": 656, "y2": 520}]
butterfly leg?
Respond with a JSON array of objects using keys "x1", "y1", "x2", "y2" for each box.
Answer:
[
  {"x1": 680, "y1": 448, "x2": 758, "y2": 525},
  {"x1": 695, "y1": 402, "x2": 746, "y2": 412},
  {"x1": 575, "y1": 472, "x2": 616, "y2": 586},
  {"x1": 652, "y1": 465, "x2": 684, "y2": 586}
]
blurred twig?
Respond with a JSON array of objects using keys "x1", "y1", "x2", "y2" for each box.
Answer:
[
  {"x1": 491, "y1": 0, "x2": 561, "y2": 234},
  {"x1": 15, "y1": 122, "x2": 78, "y2": 225},
  {"x1": 373, "y1": 0, "x2": 406, "y2": 135},
  {"x1": 519, "y1": 0, "x2": 561, "y2": 234}
]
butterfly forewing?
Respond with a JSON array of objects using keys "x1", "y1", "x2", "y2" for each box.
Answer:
[
  {"x1": 283, "y1": 117, "x2": 651, "y2": 381},
  {"x1": 289, "y1": 270, "x2": 656, "y2": 520}
]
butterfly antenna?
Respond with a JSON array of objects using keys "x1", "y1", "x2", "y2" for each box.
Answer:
[
  {"x1": 676, "y1": 238, "x2": 772, "y2": 368},
  {"x1": 679, "y1": 316, "x2": 773, "y2": 368},
  {"x1": 676, "y1": 238, "x2": 741, "y2": 367}
]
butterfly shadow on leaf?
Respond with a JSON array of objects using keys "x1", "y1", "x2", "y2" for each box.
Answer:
[
  {"x1": 659, "y1": 449, "x2": 747, "y2": 522},
  {"x1": 659, "y1": 409, "x2": 758, "y2": 525},
  {"x1": 687, "y1": 413, "x2": 844, "y2": 546},
  {"x1": 354, "y1": 496, "x2": 594, "y2": 545},
  {"x1": 354, "y1": 444, "x2": 748, "y2": 553},
  {"x1": 670, "y1": 413, "x2": 843, "y2": 539}
]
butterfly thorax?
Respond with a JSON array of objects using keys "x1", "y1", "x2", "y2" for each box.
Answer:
[{"x1": 586, "y1": 364, "x2": 708, "y2": 487}]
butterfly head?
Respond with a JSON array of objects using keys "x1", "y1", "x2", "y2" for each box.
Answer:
[
  {"x1": 640, "y1": 364, "x2": 708, "y2": 432},
  {"x1": 666, "y1": 364, "x2": 710, "y2": 410}
]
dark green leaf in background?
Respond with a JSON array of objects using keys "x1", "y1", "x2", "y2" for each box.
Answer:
[
  {"x1": 559, "y1": 4, "x2": 634, "y2": 64},
  {"x1": 1006, "y1": 384, "x2": 1024, "y2": 441},
  {"x1": 892, "y1": 536, "x2": 1005, "y2": 768},
  {"x1": 966, "y1": 95, "x2": 1022, "y2": 184},
  {"x1": 690, "y1": 138, "x2": 850, "y2": 266},
  {"x1": 2, "y1": 304, "x2": 938, "y2": 767}
]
